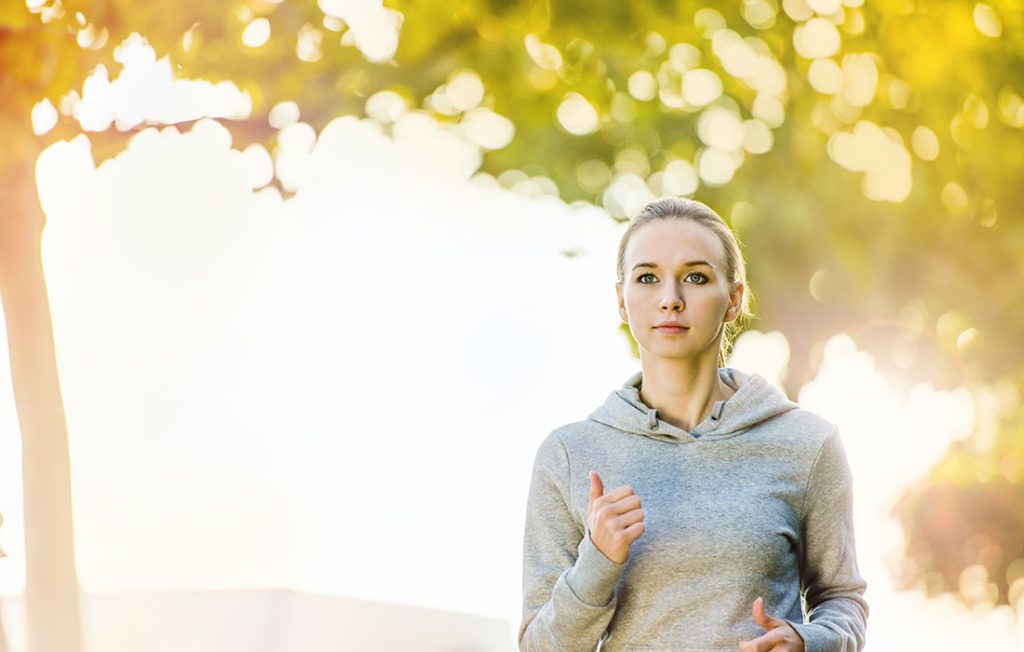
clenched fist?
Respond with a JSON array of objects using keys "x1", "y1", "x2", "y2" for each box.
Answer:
[
  {"x1": 738, "y1": 597, "x2": 805, "y2": 652},
  {"x1": 587, "y1": 470, "x2": 646, "y2": 564}
]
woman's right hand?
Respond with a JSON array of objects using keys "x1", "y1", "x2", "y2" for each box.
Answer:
[{"x1": 587, "y1": 470, "x2": 645, "y2": 564}]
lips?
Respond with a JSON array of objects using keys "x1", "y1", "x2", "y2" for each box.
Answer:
[{"x1": 654, "y1": 323, "x2": 688, "y2": 333}]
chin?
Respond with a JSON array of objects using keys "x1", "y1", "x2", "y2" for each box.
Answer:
[
  {"x1": 640, "y1": 340, "x2": 717, "y2": 362},
  {"x1": 640, "y1": 345, "x2": 698, "y2": 361}
]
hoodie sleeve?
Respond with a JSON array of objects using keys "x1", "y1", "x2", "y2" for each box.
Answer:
[
  {"x1": 788, "y1": 426, "x2": 869, "y2": 652},
  {"x1": 518, "y1": 432, "x2": 627, "y2": 652}
]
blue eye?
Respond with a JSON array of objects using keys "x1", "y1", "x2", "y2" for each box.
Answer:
[
  {"x1": 686, "y1": 272, "x2": 708, "y2": 283},
  {"x1": 637, "y1": 273, "x2": 657, "y2": 284}
]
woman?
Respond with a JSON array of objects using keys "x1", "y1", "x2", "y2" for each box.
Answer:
[{"x1": 518, "y1": 198, "x2": 868, "y2": 652}]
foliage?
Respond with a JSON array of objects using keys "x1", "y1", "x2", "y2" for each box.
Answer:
[
  {"x1": 894, "y1": 394, "x2": 1024, "y2": 608},
  {"x1": 2, "y1": 0, "x2": 1023, "y2": 607}
]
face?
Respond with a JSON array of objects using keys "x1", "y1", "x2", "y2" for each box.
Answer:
[{"x1": 616, "y1": 218, "x2": 743, "y2": 365}]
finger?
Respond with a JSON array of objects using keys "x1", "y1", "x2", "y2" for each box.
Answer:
[
  {"x1": 597, "y1": 483, "x2": 636, "y2": 505},
  {"x1": 623, "y1": 520, "x2": 645, "y2": 541},
  {"x1": 588, "y1": 471, "x2": 603, "y2": 511},
  {"x1": 751, "y1": 596, "x2": 765, "y2": 626},
  {"x1": 609, "y1": 494, "x2": 642, "y2": 515},
  {"x1": 752, "y1": 597, "x2": 785, "y2": 630},
  {"x1": 739, "y1": 628, "x2": 784, "y2": 652},
  {"x1": 612, "y1": 508, "x2": 645, "y2": 529}
]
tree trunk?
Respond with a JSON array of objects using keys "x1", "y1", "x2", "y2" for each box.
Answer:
[
  {"x1": 0, "y1": 597, "x2": 9, "y2": 652},
  {"x1": 0, "y1": 158, "x2": 84, "y2": 652}
]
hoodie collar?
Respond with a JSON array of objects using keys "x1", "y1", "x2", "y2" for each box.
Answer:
[{"x1": 587, "y1": 367, "x2": 799, "y2": 443}]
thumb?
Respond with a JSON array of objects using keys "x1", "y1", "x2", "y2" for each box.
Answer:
[
  {"x1": 751, "y1": 597, "x2": 784, "y2": 630},
  {"x1": 588, "y1": 470, "x2": 603, "y2": 511}
]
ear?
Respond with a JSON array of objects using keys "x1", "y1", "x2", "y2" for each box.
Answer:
[
  {"x1": 724, "y1": 282, "x2": 744, "y2": 323},
  {"x1": 616, "y1": 282, "x2": 628, "y2": 324}
]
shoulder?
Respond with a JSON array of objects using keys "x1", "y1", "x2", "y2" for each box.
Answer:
[
  {"x1": 770, "y1": 408, "x2": 856, "y2": 495},
  {"x1": 763, "y1": 405, "x2": 839, "y2": 447},
  {"x1": 531, "y1": 417, "x2": 621, "y2": 472},
  {"x1": 752, "y1": 405, "x2": 846, "y2": 475},
  {"x1": 550, "y1": 418, "x2": 610, "y2": 445},
  {"x1": 545, "y1": 416, "x2": 628, "y2": 463},
  {"x1": 531, "y1": 423, "x2": 586, "y2": 470}
]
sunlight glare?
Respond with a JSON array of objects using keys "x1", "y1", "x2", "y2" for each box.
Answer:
[
  {"x1": 364, "y1": 91, "x2": 408, "y2": 124},
  {"x1": 319, "y1": 0, "x2": 402, "y2": 63},
  {"x1": 698, "y1": 107, "x2": 744, "y2": 151},
  {"x1": 72, "y1": 35, "x2": 250, "y2": 132},
  {"x1": 628, "y1": 71, "x2": 658, "y2": 102},
  {"x1": 712, "y1": 30, "x2": 758, "y2": 78},
  {"x1": 808, "y1": 58, "x2": 842, "y2": 94},
  {"x1": 742, "y1": 0, "x2": 777, "y2": 30},
  {"x1": 659, "y1": 159, "x2": 699, "y2": 196},
  {"x1": 827, "y1": 120, "x2": 912, "y2": 202},
  {"x1": 696, "y1": 147, "x2": 742, "y2": 186},
  {"x1": 31, "y1": 98, "x2": 58, "y2": 136},
  {"x1": 783, "y1": 0, "x2": 814, "y2": 21},
  {"x1": 668, "y1": 43, "x2": 701, "y2": 73},
  {"x1": 841, "y1": 54, "x2": 878, "y2": 107},
  {"x1": 793, "y1": 18, "x2": 841, "y2": 59},
  {"x1": 556, "y1": 93, "x2": 600, "y2": 136},
  {"x1": 973, "y1": 4, "x2": 1002, "y2": 38},
  {"x1": 681, "y1": 68, "x2": 723, "y2": 106},
  {"x1": 752, "y1": 94, "x2": 785, "y2": 127},
  {"x1": 807, "y1": 0, "x2": 841, "y2": 15},
  {"x1": 602, "y1": 173, "x2": 654, "y2": 218},
  {"x1": 458, "y1": 108, "x2": 515, "y2": 151},
  {"x1": 524, "y1": 34, "x2": 563, "y2": 70},
  {"x1": 269, "y1": 101, "x2": 301, "y2": 129},
  {"x1": 741, "y1": 119, "x2": 774, "y2": 154},
  {"x1": 729, "y1": 330, "x2": 790, "y2": 389},
  {"x1": 242, "y1": 18, "x2": 271, "y2": 48},
  {"x1": 911, "y1": 126, "x2": 939, "y2": 160},
  {"x1": 446, "y1": 71, "x2": 485, "y2": 112},
  {"x1": 296, "y1": 23, "x2": 324, "y2": 62}
]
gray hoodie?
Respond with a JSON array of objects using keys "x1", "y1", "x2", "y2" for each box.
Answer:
[{"x1": 519, "y1": 368, "x2": 868, "y2": 652}]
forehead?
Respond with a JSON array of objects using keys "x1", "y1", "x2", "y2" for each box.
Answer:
[{"x1": 623, "y1": 218, "x2": 726, "y2": 268}]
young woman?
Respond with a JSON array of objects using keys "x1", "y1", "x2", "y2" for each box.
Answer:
[{"x1": 518, "y1": 198, "x2": 868, "y2": 652}]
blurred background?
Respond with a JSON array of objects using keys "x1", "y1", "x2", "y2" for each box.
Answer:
[{"x1": 0, "y1": 0, "x2": 1022, "y2": 650}]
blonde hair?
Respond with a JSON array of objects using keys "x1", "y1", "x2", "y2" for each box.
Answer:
[{"x1": 616, "y1": 198, "x2": 754, "y2": 366}]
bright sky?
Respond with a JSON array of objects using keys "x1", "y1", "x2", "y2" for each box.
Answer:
[{"x1": 2, "y1": 34, "x2": 1022, "y2": 652}]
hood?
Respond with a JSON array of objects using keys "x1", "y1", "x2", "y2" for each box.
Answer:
[{"x1": 587, "y1": 367, "x2": 799, "y2": 443}]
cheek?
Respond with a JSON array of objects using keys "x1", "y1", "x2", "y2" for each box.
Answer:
[
  {"x1": 623, "y1": 292, "x2": 647, "y2": 314},
  {"x1": 693, "y1": 291, "x2": 731, "y2": 321}
]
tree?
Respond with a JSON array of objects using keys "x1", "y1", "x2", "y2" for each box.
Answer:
[{"x1": 1, "y1": 2, "x2": 1022, "y2": 648}]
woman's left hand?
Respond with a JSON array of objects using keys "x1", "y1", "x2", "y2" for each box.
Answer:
[{"x1": 737, "y1": 597, "x2": 805, "y2": 652}]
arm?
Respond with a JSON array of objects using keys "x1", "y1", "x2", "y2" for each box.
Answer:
[
  {"x1": 518, "y1": 433, "x2": 626, "y2": 652},
  {"x1": 788, "y1": 427, "x2": 869, "y2": 652}
]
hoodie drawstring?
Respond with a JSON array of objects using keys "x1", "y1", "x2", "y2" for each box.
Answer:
[
  {"x1": 711, "y1": 400, "x2": 725, "y2": 421},
  {"x1": 647, "y1": 408, "x2": 659, "y2": 430}
]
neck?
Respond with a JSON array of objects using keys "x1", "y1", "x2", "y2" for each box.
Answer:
[{"x1": 637, "y1": 350, "x2": 735, "y2": 432}]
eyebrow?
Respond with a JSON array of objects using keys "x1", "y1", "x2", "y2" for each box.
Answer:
[{"x1": 632, "y1": 261, "x2": 714, "y2": 270}]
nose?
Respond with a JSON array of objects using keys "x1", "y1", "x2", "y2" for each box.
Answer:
[{"x1": 659, "y1": 281, "x2": 685, "y2": 311}]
